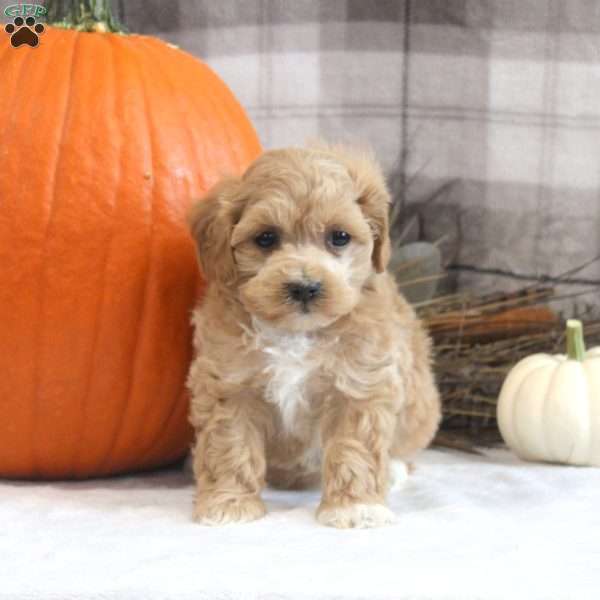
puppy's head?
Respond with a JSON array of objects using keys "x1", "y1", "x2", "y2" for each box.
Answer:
[{"x1": 188, "y1": 146, "x2": 391, "y2": 332}]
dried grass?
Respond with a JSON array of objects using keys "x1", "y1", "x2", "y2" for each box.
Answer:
[
  {"x1": 415, "y1": 283, "x2": 600, "y2": 452},
  {"x1": 389, "y1": 175, "x2": 600, "y2": 452}
]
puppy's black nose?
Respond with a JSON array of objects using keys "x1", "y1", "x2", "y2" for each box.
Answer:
[{"x1": 287, "y1": 281, "x2": 322, "y2": 304}]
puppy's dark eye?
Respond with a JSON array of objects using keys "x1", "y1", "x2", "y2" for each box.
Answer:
[
  {"x1": 255, "y1": 230, "x2": 279, "y2": 249},
  {"x1": 329, "y1": 230, "x2": 351, "y2": 247}
]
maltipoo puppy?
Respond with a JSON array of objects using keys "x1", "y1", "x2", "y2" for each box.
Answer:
[{"x1": 187, "y1": 145, "x2": 440, "y2": 529}]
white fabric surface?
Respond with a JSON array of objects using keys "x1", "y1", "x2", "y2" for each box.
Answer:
[{"x1": 2, "y1": 448, "x2": 599, "y2": 600}]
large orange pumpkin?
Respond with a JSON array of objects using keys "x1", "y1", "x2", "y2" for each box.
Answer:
[{"x1": 0, "y1": 12, "x2": 261, "y2": 478}]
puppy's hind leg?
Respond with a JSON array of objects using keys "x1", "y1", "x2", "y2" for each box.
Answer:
[{"x1": 391, "y1": 326, "x2": 441, "y2": 459}]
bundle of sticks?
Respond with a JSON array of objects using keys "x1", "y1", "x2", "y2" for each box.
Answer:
[{"x1": 413, "y1": 283, "x2": 600, "y2": 453}]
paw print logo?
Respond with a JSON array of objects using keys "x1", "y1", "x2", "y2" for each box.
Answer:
[{"x1": 4, "y1": 16, "x2": 45, "y2": 48}]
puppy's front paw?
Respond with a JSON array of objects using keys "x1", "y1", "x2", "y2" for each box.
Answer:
[
  {"x1": 193, "y1": 494, "x2": 266, "y2": 526},
  {"x1": 316, "y1": 502, "x2": 396, "y2": 529}
]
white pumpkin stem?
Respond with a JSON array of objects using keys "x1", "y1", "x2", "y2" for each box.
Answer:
[{"x1": 566, "y1": 319, "x2": 586, "y2": 361}]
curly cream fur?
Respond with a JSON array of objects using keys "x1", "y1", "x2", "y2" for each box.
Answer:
[{"x1": 187, "y1": 145, "x2": 441, "y2": 528}]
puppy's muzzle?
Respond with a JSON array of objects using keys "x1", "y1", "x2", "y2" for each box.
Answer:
[{"x1": 286, "y1": 280, "x2": 322, "y2": 310}]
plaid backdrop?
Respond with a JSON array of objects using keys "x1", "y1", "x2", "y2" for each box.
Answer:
[{"x1": 122, "y1": 0, "x2": 600, "y2": 304}]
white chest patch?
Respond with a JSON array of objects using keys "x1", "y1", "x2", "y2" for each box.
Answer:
[{"x1": 250, "y1": 319, "x2": 315, "y2": 434}]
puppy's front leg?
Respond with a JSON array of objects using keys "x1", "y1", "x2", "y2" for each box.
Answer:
[
  {"x1": 317, "y1": 396, "x2": 397, "y2": 529},
  {"x1": 192, "y1": 396, "x2": 269, "y2": 525}
]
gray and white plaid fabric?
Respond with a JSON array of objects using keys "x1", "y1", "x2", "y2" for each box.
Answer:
[{"x1": 125, "y1": 0, "x2": 600, "y2": 303}]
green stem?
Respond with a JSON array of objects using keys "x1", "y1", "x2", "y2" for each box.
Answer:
[
  {"x1": 47, "y1": 0, "x2": 127, "y2": 33},
  {"x1": 566, "y1": 319, "x2": 586, "y2": 361}
]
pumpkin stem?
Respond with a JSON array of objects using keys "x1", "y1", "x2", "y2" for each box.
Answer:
[
  {"x1": 46, "y1": 0, "x2": 127, "y2": 33},
  {"x1": 566, "y1": 319, "x2": 586, "y2": 362}
]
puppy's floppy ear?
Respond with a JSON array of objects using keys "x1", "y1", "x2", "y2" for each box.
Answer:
[
  {"x1": 341, "y1": 149, "x2": 392, "y2": 273},
  {"x1": 187, "y1": 176, "x2": 243, "y2": 286},
  {"x1": 356, "y1": 174, "x2": 391, "y2": 273}
]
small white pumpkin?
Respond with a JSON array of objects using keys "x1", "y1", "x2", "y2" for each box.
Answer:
[{"x1": 497, "y1": 320, "x2": 600, "y2": 466}]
